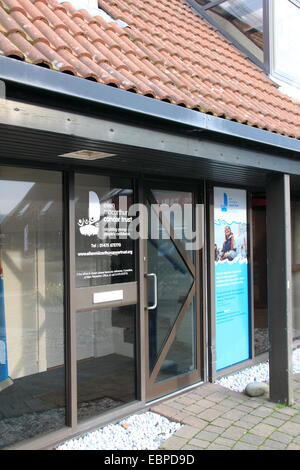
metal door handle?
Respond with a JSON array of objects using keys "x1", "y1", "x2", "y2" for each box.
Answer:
[{"x1": 145, "y1": 273, "x2": 157, "y2": 310}]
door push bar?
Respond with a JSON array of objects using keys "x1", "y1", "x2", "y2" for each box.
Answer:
[{"x1": 145, "y1": 273, "x2": 158, "y2": 310}]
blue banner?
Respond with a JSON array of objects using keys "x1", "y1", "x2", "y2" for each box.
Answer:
[
  {"x1": 0, "y1": 274, "x2": 9, "y2": 384},
  {"x1": 214, "y1": 188, "x2": 250, "y2": 370}
]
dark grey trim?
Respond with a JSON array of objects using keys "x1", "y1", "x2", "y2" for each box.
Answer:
[
  {"x1": 266, "y1": 174, "x2": 294, "y2": 405},
  {"x1": 1, "y1": 100, "x2": 299, "y2": 181},
  {"x1": 1, "y1": 56, "x2": 300, "y2": 154},
  {"x1": 263, "y1": 0, "x2": 271, "y2": 76},
  {"x1": 202, "y1": 0, "x2": 226, "y2": 10}
]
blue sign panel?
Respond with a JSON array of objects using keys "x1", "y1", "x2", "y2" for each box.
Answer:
[
  {"x1": 0, "y1": 274, "x2": 8, "y2": 384},
  {"x1": 214, "y1": 188, "x2": 250, "y2": 370}
]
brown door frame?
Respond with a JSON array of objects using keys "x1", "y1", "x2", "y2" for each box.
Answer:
[
  {"x1": 143, "y1": 181, "x2": 204, "y2": 402},
  {"x1": 67, "y1": 170, "x2": 140, "y2": 429}
]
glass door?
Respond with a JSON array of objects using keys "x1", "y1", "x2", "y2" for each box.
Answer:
[
  {"x1": 73, "y1": 172, "x2": 138, "y2": 423},
  {"x1": 144, "y1": 184, "x2": 203, "y2": 401}
]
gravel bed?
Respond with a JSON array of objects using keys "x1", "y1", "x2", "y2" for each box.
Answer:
[
  {"x1": 57, "y1": 347, "x2": 300, "y2": 450},
  {"x1": 57, "y1": 411, "x2": 181, "y2": 450},
  {"x1": 216, "y1": 347, "x2": 300, "y2": 392}
]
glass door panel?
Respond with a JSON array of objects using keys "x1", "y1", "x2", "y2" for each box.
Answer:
[
  {"x1": 76, "y1": 305, "x2": 137, "y2": 422},
  {"x1": 151, "y1": 190, "x2": 195, "y2": 262},
  {"x1": 145, "y1": 185, "x2": 202, "y2": 401},
  {"x1": 156, "y1": 299, "x2": 197, "y2": 383},
  {"x1": 73, "y1": 173, "x2": 138, "y2": 422},
  {"x1": 75, "y1": 173, "x2": 135, "y2": 287},
  {"x1": 147, "y1": 206, "x2": 194, "y2": 372}
]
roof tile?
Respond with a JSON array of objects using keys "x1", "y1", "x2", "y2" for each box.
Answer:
[
  {"x1": 0, "y1": 0, "x2": 299, "y2": 139},
  {"x1": 10, "y1": 9, "x2": 49, "y2": 42},
  {"x1": 7, "y1": 30, "x2": 50, "y2": 62},
  {"x1": 0, "y1": 6, "x2": 25, "y2": 34},
  {"x1": 0, "y1": 30, "x2": 24, "y2": 57},
  {"x1": 16, "y1": 0, "x2": 46, "y2": 21},
  {"x1": 2, "y1": 0, "x2": 27, "y2": 15}
]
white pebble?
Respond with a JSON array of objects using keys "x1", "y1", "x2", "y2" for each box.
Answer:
[
  {"x1": 216, "y1": 347, "x2": 300, "y2": 392},
  {"x1": 57, "y1": 412, "x2": 181, "y2": 450}
]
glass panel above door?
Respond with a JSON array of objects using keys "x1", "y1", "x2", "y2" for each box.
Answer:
[{"x1": 75, "y1": 174, "x2": 135, "y2": 287}]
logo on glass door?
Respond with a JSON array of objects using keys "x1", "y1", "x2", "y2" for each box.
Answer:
[
  {"x1": 76, "y1": 190, "x2": 204, "y2": 251},
  {"x1": 77, "y1": 191, "x2": 101, "y2": 236}
]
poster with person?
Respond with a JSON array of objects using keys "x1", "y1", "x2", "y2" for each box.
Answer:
[
  {"x1": 214, "y1": 187, "x2": 250, "y2": 370},
  {"x1": 0, "y1": 261, "x2": 9, "y2": 390}
]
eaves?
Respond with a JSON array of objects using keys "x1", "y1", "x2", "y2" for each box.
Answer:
[{"x1": 0, "y1": 56, "x2": 299, "y2": 155}]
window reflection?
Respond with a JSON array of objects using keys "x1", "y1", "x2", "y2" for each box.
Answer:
[
  {"x1": 0, "y1": 168, "x2": 65, "y2": 449},
  {"x1": 195, "y1": 0, "x2": 264, "y2": 62},
  {"x1": 210, "y1": 0, "x2": 263, "y2": 50},
  {"x1": 292, "y1": 200, "x2": 300, "y2": 340},
  {"x1": 156, "y1": 300, "x2": 196, "y2": 383},
  {"x1": 76, "y1": 305, "x2": 137, "y2": 422}
]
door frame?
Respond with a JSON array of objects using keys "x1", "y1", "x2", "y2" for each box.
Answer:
[
  {"x1": 66, "y1": 169, "x2": 141, "y2": 429},
  {"x1": 142, "y1": 179, "x2": 205, "y2": 402}
]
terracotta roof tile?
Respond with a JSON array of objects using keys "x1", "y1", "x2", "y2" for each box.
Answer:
[
  {"x1": 0, "y1": 0, "x2": 299, "y2": 138},
  {"x1": 7, "y1": 30, "x2": 50, "y2": 63},
  {"x1": 10, "y1": 10, "x2": 50, "y2": 43},
  {"x1": 0, "y1": 6, "x2": 25, "y2": 34},
  {"x1": 0, "y1": 30, "x2": 24, "y2": 57}
]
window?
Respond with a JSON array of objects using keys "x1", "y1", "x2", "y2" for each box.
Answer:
[
  {"x1": 0, "y1": 167, "x2": 65, "y2": 449},
  {"x1": 192, "y1": 0, "x2": 264, "y2": 67},
  {"x1": 190, "y1": 0, "x2": 300, "y2": 91},
  {"x1": 270, "y1": 0, "x2": 300, "y2": 88},
  {"x1": 291, "y1": 199, "x2": 300, "y2": 341}
]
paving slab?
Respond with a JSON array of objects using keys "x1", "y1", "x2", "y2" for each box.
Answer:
[{"x1": 151, "y1": 374, "x2": 300, "y2": 451}]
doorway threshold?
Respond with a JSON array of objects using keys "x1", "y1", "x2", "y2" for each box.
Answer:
[{"x1": 146, "y1": 380, "x2": 205, "y2": 407}]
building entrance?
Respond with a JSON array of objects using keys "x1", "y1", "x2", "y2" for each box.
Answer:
[{"x1": 143, "y1": 183, "x2": 204, "y2": 401}]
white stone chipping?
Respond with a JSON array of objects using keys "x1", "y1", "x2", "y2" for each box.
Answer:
[
  {"x1": 57, "y1": 411, "x2": 181, "y2": 451},
  {"x1": 57, "y1": 347, "x2": 300, "y2": 450},
  {"x1": 216, "y1": 347, "x2": 300, "y2": 392}
]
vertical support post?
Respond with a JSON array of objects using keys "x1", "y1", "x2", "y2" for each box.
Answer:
[
  {"x1": 64, "y1": 170, "x2": 78, "y2": 428},
  {"x1": 137, "y1": 178, "x2": 146, "y2": 404},
  {"x1": 266, "y1": 174, "x2": 293, "y2": 405},
  {"x1": 207, "y1": 185, "x2": 216, "y2": 382}
]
